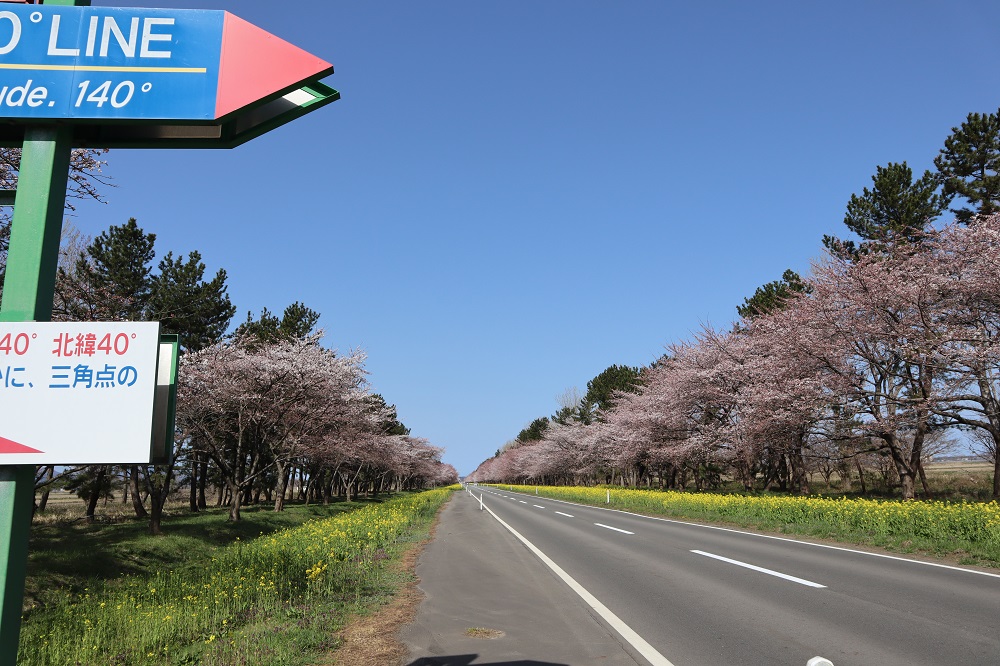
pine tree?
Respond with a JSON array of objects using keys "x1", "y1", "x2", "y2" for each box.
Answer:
[
  {"x1": 516, "y1": 417, "x2": 550, "y2": 442},
  {"x1": 60, "y1": 218, "x2": 155, "y2": 321},
  {"x1": 822, "y1": 162, "x2": 948, "y2": 257},
  {"x1": 579, "y1": 364, "x2": 643, "y2": 423},
  {"x1": 934, "y1": 109, "x2": 1000, "y2": 223},
  {"x1": 236, "y1": 301, "x2": 321, "y2": 343},
  {"x1": 148, "y1": 251, "x2": 236, "y2": 352},
  {"x1": 737, "y1": 269, "x2": 811, "y2": 320}
]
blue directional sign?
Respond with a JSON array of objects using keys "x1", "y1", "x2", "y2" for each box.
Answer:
[
  {"x1": 0, "y1": 4, "x2": 333, "y2": 125},
  {"x1": 0, "y1": 5, "x2": 222, "y2": 120}
]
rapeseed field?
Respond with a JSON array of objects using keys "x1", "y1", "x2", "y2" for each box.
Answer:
[{"x1": 19, "y1": 487, "x2": 454, "y2": 665}]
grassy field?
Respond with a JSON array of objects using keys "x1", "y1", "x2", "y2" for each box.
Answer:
[
  {"x1": 21, "y1": 488, "x2": 456, "y2": 665},
  {"x1": 921, "y1": 460, "x2": 995, "y2": 501},
  {"x1": 26, "y1": 496, "x2": 357, "y2": 614}
]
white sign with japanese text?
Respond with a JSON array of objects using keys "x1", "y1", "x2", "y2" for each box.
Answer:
[{"x1": 0, "y1": 321, "x2": 161, "y2": 464}]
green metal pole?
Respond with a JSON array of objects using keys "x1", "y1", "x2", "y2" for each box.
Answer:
[
  {"x1": 0, "y1": 467, "x2": 35, "y2": 664},
  {"x1": 0, "y1": 125, "x2": 73, "y2": 665},
  {"x1": 0, "y1": 12, "x2": 85, "y2": 665},
  {"x1": 0, "y1": 127, "x2": 72, "y2": 323}
]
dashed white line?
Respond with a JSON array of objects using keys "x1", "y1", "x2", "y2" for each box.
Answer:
[
  {"x1": 533, "y1": 504, "x2": 545, "y2": 508},
  {"x1": 519, "y1": 500, "x2": 528, "y2": 504},
  {"x1": 488, "y1": 489, "x2": 1000, "y2": 580},
  {"x1": 595, "y1": 523, "x2": 634, "y2": 535},
  {"x1": 691, "y1": 550, "x2": 826, "y2": 588},
  {"x1": 555, "y1": 511, "x2": 575, "y2": 518}
]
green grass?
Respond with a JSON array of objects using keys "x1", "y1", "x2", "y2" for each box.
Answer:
[
  {"x1": 20, "y1": 489, "x2": 456, "y2": 665},
  {"x1": 25, "y1": 500, "x2": 373, "y2": 614}
]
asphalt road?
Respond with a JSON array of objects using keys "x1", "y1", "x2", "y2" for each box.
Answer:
[
  {"x1": 400, "y1": 491, "x2": 643, "y2": 665},
  {"x1": 415, "y1": 486, "x2": 1000, "y2": 666}
]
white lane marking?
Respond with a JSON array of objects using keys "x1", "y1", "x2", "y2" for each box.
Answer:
[
  {"x1": 502, "y1": 491, "x2": 1000, "y2": 580},
  {"x1": 533, "y1": 504, "x2": 546, "y2": 509},
  {"x1": 480, "y1": 503, "x2": 676, "y2": 666},
  {"x1": 555, "y1": 511, "x2": 575, "y2": 518},
  {"x1": 519, "y1": 500, "x2": 528, "y2": 504},
  {"x1": 595, "y1": 523, "x2": 634, "y2": 535},
  {"x1": 691, "y1": 550, "x2": 826, "y2": 588}
]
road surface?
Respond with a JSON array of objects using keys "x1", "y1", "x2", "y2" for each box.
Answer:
[{"x1": 405, "y1": 487, "x2": 1000, "y2": 666}]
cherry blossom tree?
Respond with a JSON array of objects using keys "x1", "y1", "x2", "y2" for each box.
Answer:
[
  {"x1": 920, "y1": 215, "x2": 1000, "y2": 496},
  {"x1": 757, "y1": 245, "x2": 958, "y2": 499},
  {"x1": 177, "y1": 334, "x2": 371, "y2": 520}
]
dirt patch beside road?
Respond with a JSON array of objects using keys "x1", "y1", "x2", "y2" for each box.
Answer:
[{"x1": 320, "y1": 512, "x2": 441, "y2": 666}]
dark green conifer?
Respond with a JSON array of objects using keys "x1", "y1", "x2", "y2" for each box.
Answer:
[{"x1": 935, "y1": 109, "x2": 1000, "y2": 223}]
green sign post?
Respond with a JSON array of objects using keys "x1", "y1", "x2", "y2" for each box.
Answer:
[
  {"x1": 1, "y1": 3, "x2": 94, "y2": 659},
  {"x1": 0, "y1": 122, "x2": 75, "y2": 666},
  {"x1": 0, "y1": 1, "x2": 337, "y2": 662}
]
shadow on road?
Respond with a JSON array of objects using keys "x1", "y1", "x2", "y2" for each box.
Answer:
[{"x1": 407, "y1": 656, "x2": 569, "y2": 666}]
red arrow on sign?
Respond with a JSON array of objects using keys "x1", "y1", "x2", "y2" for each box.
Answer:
[
  {"x1": 215, "y1": 13, "x2": 334, "y2": 120},
  {"x1": 0, "y1": 437, "x2": 42, "y2": 455}
]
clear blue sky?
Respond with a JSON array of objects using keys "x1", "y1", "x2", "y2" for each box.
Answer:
[{"x1": 80, "y1": 0, "x2": 1000, "y2": 474}]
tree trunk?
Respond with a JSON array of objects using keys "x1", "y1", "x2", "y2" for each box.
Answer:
[
  {"x1": 274, "y1": 461, "x2": 288, "y2": 512},
  {"x1": 855, "y1": 458, "x2": 867, "y2": 494},
  {"x1": 994, "y1": 453, "x2": 1000, "y2": 500},
  {"x1": 189, "y1": 452, "x2": 199, "y2": 512},
  {"x1": 130, "y1": 465, "x2": 149, "y2": 518},
  {"x1": 85, "y1": 466, "x2": 107, "y2": 523},
  {"x1": 198, "y1": 460, "x2": 208, "y2": 509},
  {"x1": 150, "y1": 495, "x2": 165, "y2": 535},
  {"x1": 146, "y1": 463, "x2": 174, "y2": 536},
  {"x1": 790, "y1": 433, "x2": 810, "y2": 495},
  {"x1": 37, "y1": 466, "x2": 54, "y2": 512},
  {"x1": 899, "y1": 471, "x2": 915, "y2": 500},
  {"x1": 882, "y1": 432, "x2": 917, "y2": 500},
  {"x1": 227, "y1": 479, "x2": 243, "y2": 521},
  {"x1": 917, "y1": 461, "x2": 932, "y2": 499},
  {"x1": 285, "y1": 467, "x2": 295, "y2": 502}
]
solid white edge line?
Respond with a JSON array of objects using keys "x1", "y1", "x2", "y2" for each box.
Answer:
[
  {"x1": 595, "y1": 522, "x2": 635, "y2": 535},
  {"x1": 479, "y1": 500, "x2": 675, "y2": 666},
  {"x1": 691, "y1": 550, "x2": 827, "y2": 588},
  {"x1": 491, "y1": 489, "x2": 1000, "y2": 580},
  {"x1": 555, "y1": 511, "x2": 575, "y2": 518}
]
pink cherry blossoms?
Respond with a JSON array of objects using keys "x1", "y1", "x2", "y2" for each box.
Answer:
[{"x1": 177, "y1": 333, "x2": 456, "y2": 520}]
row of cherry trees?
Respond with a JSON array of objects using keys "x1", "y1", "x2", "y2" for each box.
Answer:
[
  {"x1": 177, "y1": 332, "x2": 457, "y2": 522},
  {"x1": 469, "y1": 215, "x2": 1000, "y2": 499}
]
